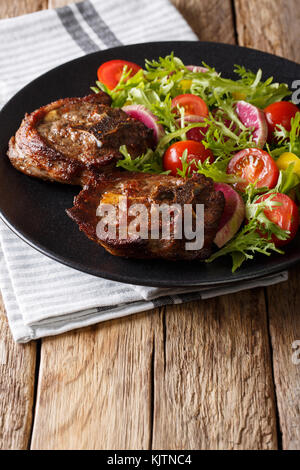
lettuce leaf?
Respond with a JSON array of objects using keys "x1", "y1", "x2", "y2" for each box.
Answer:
[
  {"x1": 273, "y1": 112, "x2": 300, "y2": 156},
  {"x1": 207, "y1": 219, "x2": 283, "y2": 272},
  {"x1": 117, "y1": 146, "x2": 166, "y2": 174}
]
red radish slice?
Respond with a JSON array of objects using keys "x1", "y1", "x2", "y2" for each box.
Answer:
[
  {"x1": 175, "y1": 115, "x2": 210, "y2": 142},
  {"x1": 235, "y1": 101, "x2": 268, "y2": 148},
  {"x1": 214, "y1": 183, "x2": 245, "y2": 248},
  {"x1": 186, "y1": 65, "x2": 209, "y2": 73},
  {"x1": 122, "y1": 105, "x2": 165, "y2": 144}
]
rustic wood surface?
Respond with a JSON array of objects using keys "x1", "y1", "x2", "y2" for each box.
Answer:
[
  {"x1": 0, "y1": 295, "x2": 36, "y2": 449},
  {"x1": 233, "y1": 0, "x2": 300, "y2": 451},
  {"x1": 31, "y1": 312, "x2": 157, "y2": 450},
  {"x1": 0, "y1": 0, "x2": 299, "y2": 450},
  {"x1": 267, "y1": 267, "x2": 300, "y2": 450},
  {"x1": 235, "y1": 0, "x2": 300, "y2": 62},
  {"x1": 152, "y1": 296, "x2": 277, "y2": 450}
]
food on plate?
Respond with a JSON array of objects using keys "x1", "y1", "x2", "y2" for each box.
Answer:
[
  {"x1": 255, "y1": 193, "x2": 299, "y2": 246},
  {"x1": 122, "y1": 104, "x2": 165, "y2": 144},
  {"x1": 7, "y1": 52, "x2": 300, "y2": 271},
  {"x1": 7, "y1": 93, "x2": 154, "y2": 186},
  {"x1": 163, "y1": 140, "x2": 214, "y2": 176},
  {"x1": 227, "y1": 148, "x2": 279, "y2": 191},
  {"x1": 183, "y1": 115, "x2": 209, "y2": 142},
  {"x1": 276, "y1": 152, "x2": 300, "y2": 176},
  {"x1": 214, "y1": 183, "x2": 245, "y2": 248},
  {"x1": 67, "y1": 172, "x2": 225, "y2": 260},
  {"x1": 97, "y1": 59, "x2": 142, "y2": 90},
  {"x1": 186, "y1": 65, "x2": 209, "y2": 73},
  {"x1": 264, "y1": 101, "x2": 299, "y2": 140},
  {"x1": 235, "y1": 101, "x2": 268, "y2": 148},
  {"x1": 92, "y1": 54, "x2": 300, "y2": 270},
  {"x1": 171, "y1": 94, "x2": 209, "y2": 117}
]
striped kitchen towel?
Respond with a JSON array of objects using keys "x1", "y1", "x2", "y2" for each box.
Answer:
[{"x1": 0, "y1": 0, "x2": 288, "y2": 342}]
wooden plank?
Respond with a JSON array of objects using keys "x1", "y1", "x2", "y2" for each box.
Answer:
[
  {"x1": 0, "y1": 294, "x2": 36, "y2": 449},
  {"x1": 152, "y1": 294, "x2": 278, "y2": 450},
  {"x1": 234, "y1": 0, "x2": 300, "y2": 450},
  {"x1": 0, "y1": 0, "x2": 40, "y2": 452},
  {"x1": 0, "y1": 0, "x2": 48, "y2": 18},
  {"x1": 171, "y1": 0, "x2": 235, "y2": 44},
  {"x1": 31, "y1": 312, "x2": 156, "y2": 449},
  {"x1": 267, "y1": 269, "x2": 300, "y2": 450},
  {"x1": 234, "y1": 0, "x2": 300, "y2": 62}
]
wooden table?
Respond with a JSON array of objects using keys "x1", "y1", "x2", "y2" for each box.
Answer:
[{"x1": 0, "y1": 0, "x2": 299, "y2": 451}]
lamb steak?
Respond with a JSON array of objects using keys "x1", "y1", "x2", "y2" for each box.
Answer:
[
  {"x1": 7, "y1": 93, "x2": 154, "y2": 186},
  {"x1": 67, "y1": 171, "x2": 225, "y2": 261}
]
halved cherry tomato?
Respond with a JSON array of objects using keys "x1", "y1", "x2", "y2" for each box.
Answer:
[
  {"x1": 264, "y1": 101, "x2": 299, "y2": 141},
  {"x1": 97, "y1": 60, "x2": 141, "y2": 90},
  {"x1": 227, "y1": 148, "x2": 279, "y2": 191},
  {"x1": 256, "y1": 193, "x2": 299, "y2": 246},
  {"x1": 171, "y1": 94, "x2": 209, "y2": 117},
  {"x1": 163, "y1": 140, "x2": 214, "y2": 176}
]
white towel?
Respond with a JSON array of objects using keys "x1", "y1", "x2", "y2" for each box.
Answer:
[{"x1": 0, "y1": 0, "x2": 288, "y2": 342}]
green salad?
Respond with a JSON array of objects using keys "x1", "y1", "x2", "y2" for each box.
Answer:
[{"x1": 92, "y1": 53, "x2": 300, "y2": 271}]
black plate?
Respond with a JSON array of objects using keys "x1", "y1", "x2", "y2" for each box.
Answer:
[{"x1": 0, "y1": 41, "x2": 300, "y2": 287}]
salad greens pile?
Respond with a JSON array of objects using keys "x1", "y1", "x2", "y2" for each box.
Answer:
[
  {"x1": 93, "y1": 53, "x2": 290, "y2": 112},
  {"x1": 92, "y1": 54, "x2": 300, "y2": 271}
]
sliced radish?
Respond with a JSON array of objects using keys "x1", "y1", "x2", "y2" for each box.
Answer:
[
  {"x1": 186, "y1": 65, "x2": 209, "y2": 73},
  {"x1": 175, "y1": 115, "x2": 210, "y2": 142},
  {"x1": 122, "y1": 104, "x2": 165, "y2": 144},
  {"x1": 235, "y1": 101, "x2": 268, "y2": 148},
  {"x1": 214, "y1": 183, "x2": 245, "y2": 248}
]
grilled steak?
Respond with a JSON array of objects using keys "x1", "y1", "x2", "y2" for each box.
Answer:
[
  {"x1": 67, "y1": 172, "x2": 225, "y2": 260},
  {"x1": 7, "y1": 93, "x2": 154, "y2": 186}
]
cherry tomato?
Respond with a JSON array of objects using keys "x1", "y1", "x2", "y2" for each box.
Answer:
[
  {"x1": 256, "y1": 193, "x2": 299, "y2": 246},
  {"x1": 276, "y1": 152, "x2": 300, "y2": 176},
  {"x1": 97, "y1": 60, "x2": 141, "y2": 90},
  {"x1": 264, "y1": 101, "x2": 299, "y2": 141},
  {"x1": 163, "y1": 140, "x2": 214, "y2": 176},
  {"x1": 171, "y1": 94, "x2": 209, "y2": 117},
  {"x1": 227, "y1": 148, "x2": 279, "y2": 191}
]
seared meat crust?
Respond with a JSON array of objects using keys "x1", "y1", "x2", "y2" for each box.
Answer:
[
  {"x1": 7, "y1": 93, "x2": 154, "y2": 186},
  {"x1": 67, "y1": 172, "x2": 225, "y2": 261}
]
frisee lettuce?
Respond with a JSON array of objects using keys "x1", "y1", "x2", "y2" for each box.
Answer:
[
  {"x1": 176, "y1": 149, "x2": 192, "y2": 178},
  {"x1": 201, "y1": 105, "x2": 256, "y2": 158},
  {"x1": 245, "y1": 193, "x2": 289, "y2": 242},
  {"x1": 117, "y1": 146, "x2": 167, "y2": 174},
  {"x1": 208, "y1": 182, "x2": 291, "y2": 271},
  {"x1": 273, "y1": 112, "x2": 300, "y2": 157},
  {"x1": 196, "y1": 158, "x2": 242, "y2": 183},
  {"x1": 117, "y1": 122, "x2": 209, "y2": 174},
  {"x1": 188, "y1": 64, "x2": 290, "y2": 108},
  {"x1": 207, "y1": 219, "x2": 283, "y2": 272},
  {"x1": 275, "y1": 163, "x2": 300, "y2": 194}
]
